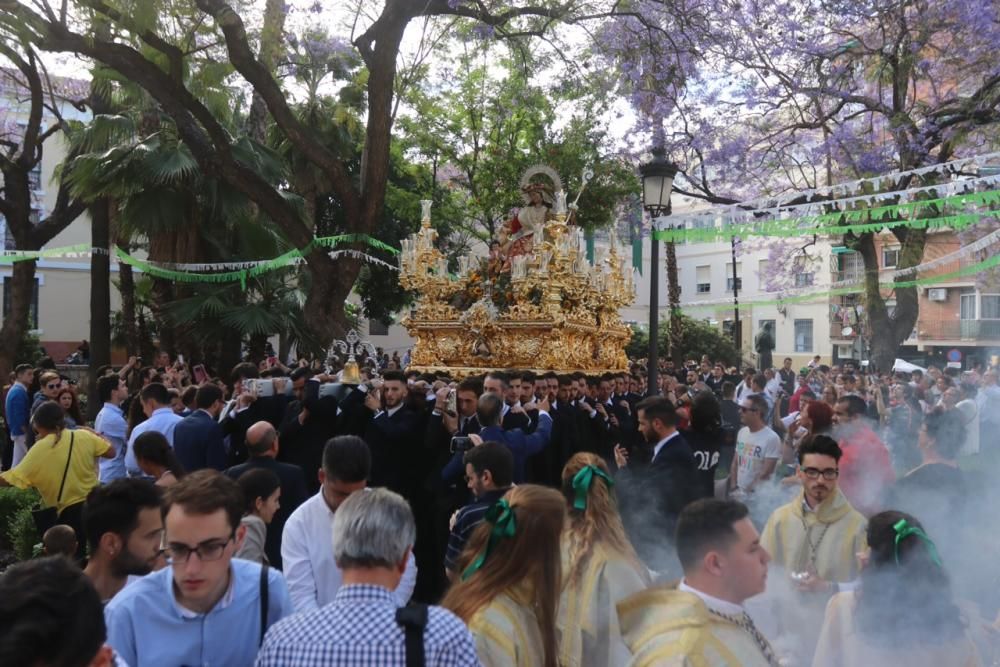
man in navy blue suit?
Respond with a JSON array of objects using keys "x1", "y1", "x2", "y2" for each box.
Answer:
[
  {"x1": 471, "y1": 392, "x2": 551, "y2": 484},
  {"x1": 172, "y1": 384, "x2": 228, "y2": 472},
  {"x1": 616, "y1": 396, "x2": 701, "y2": 573}
]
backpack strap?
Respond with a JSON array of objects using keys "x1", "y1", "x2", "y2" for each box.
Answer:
[
  {"x1": 395, "y1": 603, "x2": 428, "y2": 667},
  {"x1": 258, "y1": 564, "x2": 269, "y2": 647}
]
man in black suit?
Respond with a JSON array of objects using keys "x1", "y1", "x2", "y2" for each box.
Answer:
[
  {"x1": 350, "y1": 370, "x2": 422, "y2": 498},
  {"x1": 616, "y1": 396, "x2": 701, "y2": 574},
  {"x1": 225, "y1": 421, "x2": 308, "y2": 569},
  {"x1": 278, "y1": 367, "x2": 339, "y2": 494},
  {"x1": 173, "y1": 384, "x2": 228, "y2": 472}
]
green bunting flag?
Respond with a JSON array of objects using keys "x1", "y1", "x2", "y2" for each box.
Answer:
[
  {"x1": 0, "y1": 243, "x2": 93, "y2": 263},
  {"x1": 684, "y1": 249, "x2": 1000, "y2": 313},
  {"x1": 654, "y1": 189, "x2": 1000, "y2": 243},
  {"x1": 111, "y1": 234, "x2": 399, "y2": 288}
]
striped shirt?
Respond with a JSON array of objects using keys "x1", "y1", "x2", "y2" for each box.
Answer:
[
  {"x1": 256, "y1": 584, "x2": 481, "y2": 666},
  {"x1": 445, "y1": 488, "x2": 509, "y2": 572}
]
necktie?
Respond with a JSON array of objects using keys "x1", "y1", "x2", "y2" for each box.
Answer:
[{"x1": 709, "y1": 610, "x2": 780, "y2": 667}]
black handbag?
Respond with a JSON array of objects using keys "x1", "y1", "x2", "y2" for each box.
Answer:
[{"x1": 31, "y1": 432, "x2": 75, "y2": 536}]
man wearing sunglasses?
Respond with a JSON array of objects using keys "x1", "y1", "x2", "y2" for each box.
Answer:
[
  {"x1": 104, "y1": 470, "x2": 293, "y2": 666},
  {"x1": 760, "y1": 434, "x2": 867, "y2": 664}
]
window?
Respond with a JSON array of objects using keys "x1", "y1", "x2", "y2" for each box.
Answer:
[
  {"x1": 28, "y1": 164, "x2": 42, "y2": 192},
  {"x1": 960, "y1": 289, "x2": 977, "y2": 320},
  {"x1": 368, "y1": 319, "x2": 390, "y2": 336},
  {"x1": 696, "y1": 265, "x2": 711, "y2": 294},
  {"x1": 722, "y1": 319, "x2": 735, "y2": 337},
  {"x1": 794, "y1": 319, "x2": 813, "y2": 352},
  {"x1": 2, "y1": 277, "x2": 39, "y2": 330},
  {"x1": 726, "y1": 262, "x2": 742, "y2": 292},
  {"x1": 982, "y1": 295, "x2": 1000, "y2": 320},
  {"x1": 794, "y1": 272, "x2": 814, "y2": 287},
  {"x1": 882, "y1": 247, "x2": 900, "y2": 268}
]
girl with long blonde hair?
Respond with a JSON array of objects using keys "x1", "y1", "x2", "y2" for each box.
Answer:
[
  {"x1": 442, "y1": 484, "x2": 564, "y2": 667},
  {"x1": 559, "y1": 452, "x2": 651, "y2": 667}
]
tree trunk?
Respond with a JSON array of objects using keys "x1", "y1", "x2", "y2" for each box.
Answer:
[
  {"x1": 117, "y1": 258, "x2": 141, "y2": 357},
  {"x1": 87, "y1": 199, "x2": 112, "y2": 420},
  {"x1": 246, "y1": 0, "x2": 286, "y2": 143},
  {"x1": 0, "y1": 260, "x2": 38, "y2": 378},
  {"x1": 666, "y1": 239, "x2": 683, "y2": 365}
]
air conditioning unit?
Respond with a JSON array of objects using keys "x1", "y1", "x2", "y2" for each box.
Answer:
[{"x1": 927, "y1": 288, "x2": 947, "y2": 302}]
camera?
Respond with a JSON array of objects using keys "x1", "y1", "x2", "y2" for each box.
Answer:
[
  {"x1": 450, "y1": 436, "x2": 473, "y2": 453},
  {"x1": 446, "y1": 388, "x2": 457, "y2": 416}
]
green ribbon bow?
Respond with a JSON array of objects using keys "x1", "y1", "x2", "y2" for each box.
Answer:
[
  {"x1": 571, "y1": 464, "x2": 615, "y2": 510},
  {"x1": 893, "y1": 519, "x2": 942, "y2": 568},
  {"x1": 461, "y1": 498, "x2": 517, "y2": 581}
]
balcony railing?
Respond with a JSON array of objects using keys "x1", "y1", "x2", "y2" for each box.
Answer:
[{"x1": 914, "y1": 319, "x2": 1000, "y2": 341}]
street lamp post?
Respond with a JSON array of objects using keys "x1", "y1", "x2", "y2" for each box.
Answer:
[{"x1": 639, "y1": 146, "x2": 678, "y2": 397}]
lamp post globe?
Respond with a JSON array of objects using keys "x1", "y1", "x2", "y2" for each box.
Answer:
[{"x1": 639, "y1": 146, "x2": 678, "y2": 397}]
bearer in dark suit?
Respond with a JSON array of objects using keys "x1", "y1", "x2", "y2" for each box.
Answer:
[
  {"x1": 173, "y1": 384, "x2": 228, "y2": 472},
  {"x1": 615, "y1": 396, "x2": 701, "y2": 574}
]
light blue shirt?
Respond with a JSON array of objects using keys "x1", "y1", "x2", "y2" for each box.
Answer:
[
  {"x1": 105, "y1": 558, "x2": 293, "y2": 667},
  {"x1": 125, "y1": 406, "x2": 183, "y2": 475},
  {"x1": 96, "y1": 403, "x2": 128, "y2": 483}
]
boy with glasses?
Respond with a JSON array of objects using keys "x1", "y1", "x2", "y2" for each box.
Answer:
[
  {"x1": 105, "y1": 470, "x2": 293, "y2": 666},
  {"x1": 760, "y1": 434, "x2": 867, "y2": 664}
]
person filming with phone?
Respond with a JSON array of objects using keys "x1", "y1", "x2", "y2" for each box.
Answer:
[{"x1": 466, "y1": 391, "x2": 552, "y2": 484}]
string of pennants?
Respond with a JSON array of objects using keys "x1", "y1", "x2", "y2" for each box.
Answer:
[{"x1": 0, "y1": 234, "x2": 399, "y2": 289}]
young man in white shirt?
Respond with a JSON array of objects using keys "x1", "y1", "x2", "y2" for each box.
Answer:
[{"x1": 281, "y1": 435, "x2": 416, "y2": 613}]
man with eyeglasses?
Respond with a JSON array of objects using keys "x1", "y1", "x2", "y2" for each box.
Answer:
[
  {"x1": 104, "y1": 470, "x2": 293, "y2": 666},
  {"x1": 760, "y1": 434, "x2": 867, "y2": 664}
]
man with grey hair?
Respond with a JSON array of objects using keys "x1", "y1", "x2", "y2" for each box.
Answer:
[{"x1": 258, "y1": 488, "x2": 479, "y2": 665}]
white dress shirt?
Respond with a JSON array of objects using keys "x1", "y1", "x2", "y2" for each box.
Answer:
[
  {"x1": 281, "y1": 490, "x2": 417, "y2": 613},
  {"x1": 125, "y1": 406, "x2": 184, "y2": 475},
  {"x1": 678, "y1": 579, "x2": 745, "y2": 616}
]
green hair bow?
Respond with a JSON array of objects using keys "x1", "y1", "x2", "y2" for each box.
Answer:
[
  {"x1": 893, "y1": 518, "x2": 942, "y2": 568},
  {"x1": 461, "y1": 498, "x2": 517, "y2": 581},
  {"x1": 572, "y1": 464, "x2": 615, "y2": 510}
]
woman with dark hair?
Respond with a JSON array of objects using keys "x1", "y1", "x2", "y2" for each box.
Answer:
[
  {"x1": 558, "y1": 453, "x2": 650, "y2": 667},
  {"x1": 443, "y1": 484, "x2": 564, "y2": 667},
  {"x1": 132, "y1": 432, "x2": 185, "y2": 487},
  {"x1": 55, "y1": 386, "x2": 84, "y2": 429},
  {"x1": 813, "y1": 510, "x2": 979, "y2": 667},
  {"x1": 681, "y1": 391, "x2": 724, "y2": 497},
  {"x1": 235, "y1": 468, "x2": 281, "y2": 565}
]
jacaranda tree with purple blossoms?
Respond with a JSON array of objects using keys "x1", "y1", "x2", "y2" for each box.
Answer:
[{"x1": 604, "y1": 0, "x2": 1000, "y2": 370}]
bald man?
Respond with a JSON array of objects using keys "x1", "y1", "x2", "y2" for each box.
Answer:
[{"x1": 225, "y1": 421, "x2": 308, "y2": 568}]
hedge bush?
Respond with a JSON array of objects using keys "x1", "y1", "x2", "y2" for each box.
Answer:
[
  {"x1": 0, "y1": 486, "x2": 39, "y2": 551},
  {"x1": 8, "y1": 507, "x2": 40, "y2": 561}
]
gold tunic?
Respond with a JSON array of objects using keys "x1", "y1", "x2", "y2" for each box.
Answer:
[
  {"x1": 559, "y1": 540, "x2": 651, "y2": 667},
  {"x1": 468, "y1": 585, "x2": 545, "y2": 667},
  {"x1": 759, "y1": 488, "x2": 867, "y2": 663},
  {"x1": 617, "y1": 586, "x2": 776, "y2": 667}
]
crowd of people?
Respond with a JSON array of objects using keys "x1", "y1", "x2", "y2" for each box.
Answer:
[{"x1": 0, "y1": 347, "x2": 999, "y2": 666}]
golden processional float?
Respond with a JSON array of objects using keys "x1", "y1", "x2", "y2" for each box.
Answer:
[{"x1": 399, "y1": 166, "x2": 633, "y2": 377}]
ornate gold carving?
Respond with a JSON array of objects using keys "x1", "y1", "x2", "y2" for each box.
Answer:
[{"x1": 398, "y1": 190, "x2": 634, "y2": 376}]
